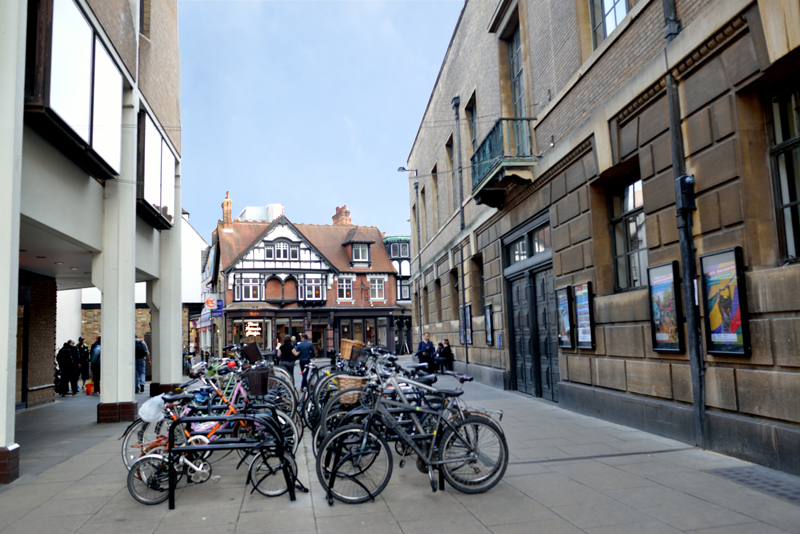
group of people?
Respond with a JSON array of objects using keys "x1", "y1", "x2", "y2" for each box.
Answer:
[
  {"x1": 416, "y1": 332, "x2": 454, "y2": 373},
  {"x1": 274, "y1": 334, "x2": 315, "y2": 391},
  {"x1": 55, "y1": 336, "x2": 101, "y2": 397}
]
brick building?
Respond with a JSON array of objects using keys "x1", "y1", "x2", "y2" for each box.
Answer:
[
  {"x1": 406, "y1": 0, "x2": 800, "y2": 475},
  {"x1": 1, "y1": 0, "x2": 184, "y2": 482},
  {"x1": 204, "y1": 198, "x2": 406, "y2": 356}
]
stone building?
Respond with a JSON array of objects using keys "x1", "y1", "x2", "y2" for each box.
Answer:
[
  {"x1": 204, "y1": 198, "x2": 406, "y2": 356},
  {"x1": 406, "y1": 0, "x2": 800, "y2": 475},
  {"x1": 1, "y1": 0, "x2": 184, "y2": 482}
]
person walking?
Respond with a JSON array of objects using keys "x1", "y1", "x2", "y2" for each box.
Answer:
[
  {"x1": 90, "y1": 336, "x2": 101, "y2": 396},
  {"x1": 56, "y1": 341, "x2": 77, "y2": 396},
  {"x1": 277, "y1": 335, "x2": 297, "y2": 387},
  {"x1": 416, "y1": 332, "x2": 434, "y2": 371},
  {"x1": 77, "y1": 336, "x2": 90, "y2": 390},
  {"x1": 134, "y1": 335, "x2": 150, "y2": 394},
  {"x1": 295, "y1": 334, "x2": 315, "y2": 391}
]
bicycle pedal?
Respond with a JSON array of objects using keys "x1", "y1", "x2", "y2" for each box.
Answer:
[{"x1": 399, "y1": 459, "x2": 405, "y2": 468}]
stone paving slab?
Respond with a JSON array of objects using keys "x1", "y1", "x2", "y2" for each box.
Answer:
[{"x1": 1, "y1": 374, "x2": 799, "y2": 533}]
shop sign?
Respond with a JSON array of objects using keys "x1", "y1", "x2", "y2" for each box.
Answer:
[{"x1": 244, "y1": 321, "x2": 262, "y2": 337}]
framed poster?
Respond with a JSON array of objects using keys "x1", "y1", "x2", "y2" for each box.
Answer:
[
  {"x1": 484, "y1": 304, "x2": 493, "y2": 345},
  {"x1": 465, "y1": 304, "x2": 473, "y2": 345},
  {"x1": 459, "y1": 306, "x2": 466, "y2": 345},
  {"x1": 555, "y1": 286, "x2": 574, "y2": 349},
  {"x1": 699, "y1": 247, "x2": 751, "y2": 356},
  {"x1": 647, "y1": 261, "x2": 685, "y2": 353},
  {"x1": 573, "y1": 282, "x2": 595, "y2": 350}
]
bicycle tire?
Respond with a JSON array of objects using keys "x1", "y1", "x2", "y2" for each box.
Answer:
[
  {"x1": 316, "y1": 424, "x2": 393, "y2": 504},
  {"x1": 438, "y1": 415, "x2": 508, "y2": 494},
  {"x1": 127, "y1": 454, "x2": 172, "y2": 505},
  {"x1": 249, "y1": 450, "x2": 297, "y2": 497}
]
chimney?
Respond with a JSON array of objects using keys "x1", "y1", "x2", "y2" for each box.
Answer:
[
  {"x1": 332, "y1": 205, "x2": 352, "y2": 226},
  {"x1": 222, "y1": 191, "x2": 232, "y2": 229}
]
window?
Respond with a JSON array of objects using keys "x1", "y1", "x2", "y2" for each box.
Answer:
[
  {"x1": 370, "y1": 278, "x2": 385, "y2": 300},
  {"x1": 138, "y1": 112, "x2": 176, "y2": 226},
  {"x1": 400, "y1": 243, "x2": 409, "y2": 257},
  {"x1": 26, "y1": 0, "x2": 124, "y2": 179},
  {"x1": 290, "y1": 246, "x2": 299, "y2": 260},
  {"x1": 236, "y1": 274, "x2": 261, "y2": 301},
  {"x1": 275, "y1": 242, "x2": 289, "y2": 260},
  {"x1": 471, "y1": 258, "x2": 485, "y2": 313},
  {"x1": 139, "y1": 0, "x2": 151, "y2": 37},
  {"x1": 301, "y1": 277, "x2": 323, "y2": 301},
  {"x1": 467, "y1": 102, "x2": 478, "y2": 154},
  {"x1": 508, "y1": 26, "x2": 530, "y2": 155},
  {"x1": 610, "y1": 178, "x2": 647, "y2": 290},
  {"x1": 508, "y1": 237, "x2": 528, "y2": 266},
  {"x1": 353, "y1": 244, "x2": 369, "y2": 261},
  {"x1": 448, "y1": 141, "x2": 458, "y2": 214},
  {"x1": 432, "y1": 165, "x2": 441, "y2": 229},
  {"x1": 532, "y1": 225, "x2": 551, "y2": 254},
  {"x1": 338, "y1": 277, "x2": 353, "y2": 299},
  {"x1": 771, "y1": 89, "x2": 800, "y2": 260},
  {"x1": 400, "y1": 279, "x2": 411, "y2": 300},
  {"x1": 591, "y1": 0, "x2": 629, "y2": 48},
  {"x1": 265, "y1": 246, "x2": 274, "y2": 260},
  {"x1": 390, "y1": 243, "x2": 399, "y2": 257}
]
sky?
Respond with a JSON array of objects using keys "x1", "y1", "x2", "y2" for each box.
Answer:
[{"x1": 178, "y1": 0, "x2": 464, "y2": 242}]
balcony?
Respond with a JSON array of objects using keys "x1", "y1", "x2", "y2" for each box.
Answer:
[{"x1": 470, "y1": 118, "x2": 539, "y2": 209}]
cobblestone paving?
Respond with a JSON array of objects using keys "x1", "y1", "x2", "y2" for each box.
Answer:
[{"x1": 2, "y1": 375, "x2": 799, "y2": 533}]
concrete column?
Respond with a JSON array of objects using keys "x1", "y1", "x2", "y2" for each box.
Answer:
[
  {"x1": 0, "y1": 0, "x2": 26, "y2": 483},
  {"x1": 92, "y1": 88, "x2": 138, "y2": 423},
  {"x1": 146, "y1": 161, "x2": 183, "y2": 394}
]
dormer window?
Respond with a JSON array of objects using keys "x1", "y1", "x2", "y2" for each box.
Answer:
[
  {"x1": 400, "y1": 243, "x2": 409, "y2": 257},
  {"x1": 265, "y1": 246, "x2": 274, "y2": 259},
  {"x1": 390, "y1": 243, "x2": 399, "y2": 257},
  {"x1": 290, "y1": 246, "x2": 299, "y2": 260},
  {"x1": 353, "y1": 244, "x2": 369, "y2": 262}
]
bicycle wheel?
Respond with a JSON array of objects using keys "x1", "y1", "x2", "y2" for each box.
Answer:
[
  {"x1": 127, "y1": 454, "x2": 172, "y2": 505},
  {"x1": 121, "y1": 419, "x2": 146, "y2": 469},
  {"x1": 316, "y1": 424, "x2": 393, "y2": 504},
  {"x1": 266, "y1": 375, "x2": 298, "y2": 416},
  {"x1": 438, "y1": 415, "x2": 508, "y2": 494},
  {"x1": 249, "y1": 450, "x2": 297, "y2": 497}
]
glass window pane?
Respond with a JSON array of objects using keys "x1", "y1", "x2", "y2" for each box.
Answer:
[
  {"x1": 784, "y1": 206, "x2": 799, "y2": 258},
  {"x1": 615, "y1": 1, "x2": 627, "y2": 27},
  {"x1": 50, "y1": 0, "x2": 92, "y2": 143},
  {"x1": 616, "y1": 256, "x2": 628, "y2": 290},
  {"x1": 91, "y1": 38, "x2": 122, "y2": 172},
  {"x1": 161, "y1": 142, "x2": 175, "y2": 222},
  {"x1": 143, "y1": 115, "x2": 161, "y2": 210}
]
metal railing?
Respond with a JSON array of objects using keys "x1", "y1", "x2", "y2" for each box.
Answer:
[{"x1": 470, "y1": 118, "x2": 537, "y2": 189}]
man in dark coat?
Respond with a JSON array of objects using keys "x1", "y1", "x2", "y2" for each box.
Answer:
[
  {"x1": 77, "y1": 336, "x2": 90, "y2": 390},
  {"x1": 416, "y1": 332, "x2": 434, "y2": 371},
  {"x1": 56, "y1": 341, "x2": 78, "y2": 396}
]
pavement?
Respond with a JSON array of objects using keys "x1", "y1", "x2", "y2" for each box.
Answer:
[{"x1": 2, "y1": 368, "x2": 800, "y2": 534}]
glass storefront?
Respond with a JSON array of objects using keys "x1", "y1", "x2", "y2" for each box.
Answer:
[{"x1": 232, "y1": 318, "x2": 272, "y2": 348}]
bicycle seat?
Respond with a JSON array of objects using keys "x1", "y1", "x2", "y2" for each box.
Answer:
[
  {"x1": 435, "y1": 389, "x2": 465, "y2": 397},
  {"x1": 414, "y1": 374, "x2": 438, "y2": 386},
  {"x1": 162, "y1": 393, "x2": 195, "y2": 403},
  {"x1": 407, "y1": 363, "x2": 429, "y2": 370}
]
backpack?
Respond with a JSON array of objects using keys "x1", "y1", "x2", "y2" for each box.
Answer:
[
  {"x1": 135, "y1": 339, "x2": 148, "y2": 360},
  {"x1": 90, "y1": 345, "x2": 101, "y2": 365}
]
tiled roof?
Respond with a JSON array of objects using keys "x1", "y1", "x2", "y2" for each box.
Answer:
[
  {"x1": 217, "y1": 220, "x2": 272, "y2": 271},
  {"x1": 294, "y1": 224, "x2": 395, "y2": 273}
]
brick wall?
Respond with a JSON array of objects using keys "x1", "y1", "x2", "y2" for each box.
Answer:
[
  {"x1": 23, "y1": 272, "x2": 57, "y2": 407},
  {"x1": 87, "y1": 0, "x2": 137, "y2": 78},
  {"x1": 137, "y1": 0, "x2": 181, "y2": 153},
  {"x1": 81, "y1": 307, "x2": 152, "y2": 341}
]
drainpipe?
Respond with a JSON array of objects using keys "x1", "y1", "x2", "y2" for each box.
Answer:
[
  {"x1": 663, "y1": 0, "x2": 706, "y2": 448},
  {"x1": 452, "y1": 95, "x2": 465, "y2": 231},
  {"x1": 413, "y1": 180, "x2": 422, "y2": 344}
]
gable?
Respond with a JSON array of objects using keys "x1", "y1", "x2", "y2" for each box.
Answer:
[{"x1": 230, "y1": 219, "x2": 333, "y2": 273}]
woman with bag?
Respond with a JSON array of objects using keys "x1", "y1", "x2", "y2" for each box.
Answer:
[{"x1": 278, "y1": 335, "x2": 298, "y2": 387}]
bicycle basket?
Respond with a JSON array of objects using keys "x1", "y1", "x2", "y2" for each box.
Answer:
[
  {"x1": 241, "y1": 342, "x2": 262, "y2": 364},
  {"x1": 339, "y1": 339, "x2": 364, "y2": 361},
  {"x1": 243, "y1": 367, "x2": 271, "y2": 397},
  {"x1": 337, "y1": 375, "x2": 367, "y2": 405}
]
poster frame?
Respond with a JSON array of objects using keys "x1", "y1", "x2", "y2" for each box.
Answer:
[
  {"x1": 465, "y1": 304, "x2": 473, "y2": 345},
  {"x1": 484, "y1": 304, "x2": 493, "y2": 345},
  {"x1": 699, "y1": 246, "x2": 751, "y2": 357},
  {"x1": 572, "y1": 281, "x2": 596, "y2": 350},
  {"x1": 647, "y1": 260, "x2": 685, "y2": 353},
  {"x1": 555, "y1": 286, "x2": 574, "y2": 349}
]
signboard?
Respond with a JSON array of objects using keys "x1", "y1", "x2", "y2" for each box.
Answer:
[
  {"x1": 573, "y1": 282, "x2": 595, "y2": 350},
  {"x1": 244, "y1": 321, "x2": 262, "y2": 338},
  {"x1": 647, "y1": 261, "x2": 685, "y2": 353},
  {"x1": 459, "y1": 306, "x2": 466, "y2": 345},
  {"x1": 555, "y1": 286, "x2": 574, "y2": 349},
  {"x1": 700, "y1": 247, "x2": 751, "y2": 356},
  {"x1": 205, "y1": 297, "x2": 216, "y2": 309},
  {"x1": 211, "y1": 310, "x2": 223, "y2": 318},
  {"x1": 465, "y1": 304, "x2": 472, "y2": 345}
]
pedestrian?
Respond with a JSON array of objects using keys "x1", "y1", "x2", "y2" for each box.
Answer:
[
  {"x1": 290, "y1": 335, "x2": 297, "y2": 348},
  {"x1": 77, "y1": 336, "x2": 90, "y2": 390},
  {"x1": 56, "y1": 341, "x2": 76, "y2": 396},
  {"x1": 134, "y1": 335, "x2": 151, "y2": 394},
  {"x1": 277, "y1": 335, "x2": 297, "y2": 387},
  {"x1": 90, "y1": 336, "x2": 101, "y2": 396},
  {"x1": 295, "y1": 334, "x2": 315, "y2": 391},
  {"x1": 435, "y1": 339, "x2": 454, "y2": 372},
  {"x1": 433, "y1": 342, "x2": 444, "y2": 372},
  {"x1": 416, "y1": 332, "x2": 434, "y2": 372}
]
